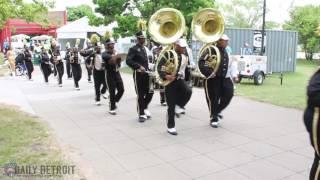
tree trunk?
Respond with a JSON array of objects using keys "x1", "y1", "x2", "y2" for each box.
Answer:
[{"x1": 305, "y1": 51, "x2": 314, "y2": 61}]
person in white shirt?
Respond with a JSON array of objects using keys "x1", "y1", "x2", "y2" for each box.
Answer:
[{"x1": 156, "y1": 39, "x2": 192, "y2": 135}]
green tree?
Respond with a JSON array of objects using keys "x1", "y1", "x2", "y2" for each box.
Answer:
[
  {"x1": 67, "y1": 4, "x2": 95, "y2": 22},
  {"x1": 217, "y1": 0, "x2": 278, "y2": 29},
  {"x1": 91, "y1": 0, "x2": 215, "y2": 38},
  {"x1": 284, "y1": 5, "x2": 320, "y2": 60},
  {"x1": 0, "y1": 0, "x2": 54, "y2": 28}
]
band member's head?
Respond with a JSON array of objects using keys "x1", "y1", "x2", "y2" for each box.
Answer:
[
  {"x1": 105, "y1": 38, "x2": 115, "y2": 50},
  {"x1": 66, "y1": 42, "x2": 71, "y2": 49},
  {"x1": 86, "y1": 39, "x2": 92, "y2": 48},
  {"x1": 41, "y1": 47, "x2": 45, "y2": 52},
  {"x1": 51, "y1": 39, "x2": 57, "y2": 47},
  {"x1": 175, "y1": 38, "x2": 187, "y2": 54},
  {"x1": 217, "y1": 34, "x2": 229, "y2": 48},
  {"x1": 136, "y1": 31, "x2": 146, "y2": 45},
  {"x1": 75, "y1": 39, "x2": 81, "y2": 47},
  {"x1": 95, "y1": 45, "x2": 101, "y2": 54}
]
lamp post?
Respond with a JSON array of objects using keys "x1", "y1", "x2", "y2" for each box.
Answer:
[{"x1": 260, "y1": 0, "x2": 266, "y2": 56}]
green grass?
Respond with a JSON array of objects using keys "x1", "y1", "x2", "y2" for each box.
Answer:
[
  {"x1": 120, "y1": 61, "x2": 319, "y2": 109},
  {"x1": 0, "y1": 105, "x2": 82, "y2": 179},
  {"x1": 236, "y1": 60, "x2": 320, "y2": 109}
]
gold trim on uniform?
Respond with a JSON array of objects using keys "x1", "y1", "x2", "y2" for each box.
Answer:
[
  {"x1": 313, "y1": 107, "x2": 320, "y2": 156},
  {"x1": 204, "y1": 79, "x2": 212, "y2": 117},
  {"x1": 134, "y1": 71, "x2": 140, "y2": 114}
]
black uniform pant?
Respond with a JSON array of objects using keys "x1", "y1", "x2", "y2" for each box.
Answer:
[
  {"x1": 71, "y1": 63, "x2": 82, "y2": 88},
  {"x1": 204, "y1": 77, "x2": 234, "y2": 122},
  {"x1": 25, "y1": 61, "x2": 34, "y2": 80},
  {"x1": 40, "y1": 63, "x2": 51, "y2": 82},
  {"x1": 86, "y1": 65, "x2": 93, "y2": 81},
  {"x1": 160, "y1": 86, "x2": 166, "y2": 103},
  {"x1": 93, "y1": 69, "x2": 107, "y2": 101},
  {"x1": 106, "y1": 71, "x2": 124, "y2": 110},
  {"x1": 165, "y1": 79, "x2": 192, "y2": 128},
  {"x1": 304, "y1": 107, "x2": 320, "y2": 180},
  {"x1": 66, "y1": 60, "x2": 72, "y2": 78},
  {"x1": 55, "y1": 61, "x2": 64, "y2": 85},
  {"x1": 133, "y1": 71, "x2": 154, "y2": 116}
]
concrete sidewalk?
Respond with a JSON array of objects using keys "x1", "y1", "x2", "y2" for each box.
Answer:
[{"x1": 0, "y1": 67, "x2": 313, "y2": 180}]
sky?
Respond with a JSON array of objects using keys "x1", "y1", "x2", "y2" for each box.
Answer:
[{"x1": 34, "y1": 0, "x2": 320, "y2": 24}]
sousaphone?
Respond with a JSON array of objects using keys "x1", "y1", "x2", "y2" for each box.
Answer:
[
  {"x1": 148, "y1": 8, "x2": 186, "y2": 86},
  {"x1": 192, "y1": 8, "x2": 224, "y2": 78}
]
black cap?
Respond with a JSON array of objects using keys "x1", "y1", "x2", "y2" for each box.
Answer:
[{"x1": 136, "y1": 31, "x2": 146, "y2": 38}]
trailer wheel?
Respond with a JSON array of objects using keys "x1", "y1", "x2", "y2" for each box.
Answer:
[{"x1": 254, "y1": 71, "x2": 264, "y2": 85}]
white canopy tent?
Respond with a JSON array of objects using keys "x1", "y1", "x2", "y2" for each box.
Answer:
[
  {"x1": 56, "y1": 16, "x2": 114, "y2": 50},
  {"x1": 57, "y1": 16, "x2": 111, "y2": 39}
]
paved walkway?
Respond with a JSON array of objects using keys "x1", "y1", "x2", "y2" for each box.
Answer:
[{"x1": 0, "y1": 66, "x2": 313, "y2": 180}]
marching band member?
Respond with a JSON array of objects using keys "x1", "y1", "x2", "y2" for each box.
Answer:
[
  {"x1": 102, "y1": 38, "x2": 124, "y2": 115},
  {"x1": 49, "y1": 39, "x2": 64, "y2": 87},
  {"x1": 82, "y1": 39, "x2": 93, "y2": 83},
  {"x1": 304, "y1": 67, "x2": 320, "y2": 180},
  {"x1": 126, "y1": 31, "x2": 154, "y2": 122},
  {"x1": 65, "y1": 42, "x2": 73, "y2": 79},
  {"x1": 198, "y1": 34, "x2": 238, "y2": 128},
  {"x1": 157, "y1": 39, "x2": 192, "y2": 135},
  {"x1": 23, "y1": 45, "x2": 34, "y2": 80},
  {"x1": 70, "y1": 39, "x2": 82, "y2": 90},
  {"x1": 81, "y1": 38, "x2": 107, "y2": 105},
  {"x1": 39, "y1": 47, "x2": 51, "y2": 83}
]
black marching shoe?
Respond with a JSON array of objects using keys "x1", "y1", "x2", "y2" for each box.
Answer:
[
  {"x1": 210, "y1": 118, "x2": 219, "y2": 128},
  {"x1": 109, "y1": 109, "x2": 116, "y2": 115}
]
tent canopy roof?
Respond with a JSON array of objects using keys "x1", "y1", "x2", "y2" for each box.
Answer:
[{"x1": 57, "y1": 16, "x2": 111, "y2": 36}]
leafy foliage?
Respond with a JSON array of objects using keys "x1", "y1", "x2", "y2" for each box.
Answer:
[
  {"x1": 284, "y1": 5, "x2": 320, "y2": 60},
  {"x1": 67, "y1": 4, "x2": 95, "y2": 22},
  {"x1": 217, "y1": 0, "x2": 278, "y2": 29},
  {"x1": 0, "y1": 0, "x2": 54, "y2": 28},
  {"x1": 91, "y1": 0, "x2": 215, "y2": 37}
]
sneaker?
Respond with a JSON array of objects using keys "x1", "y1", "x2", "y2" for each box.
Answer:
[
  {"x1": 75, "y1": 87, "x2": 80, "y2": 91},
  {"x1": 210, "y1": 121, "x2": 219, "y2": 128},
  {"x1": 167, "y1": 128, "x2": 178, "y2": 135},
  {"x1": 175, "y1": 105, "x2": 184, "y2": 114},
  {"x1": 58, "y1": 84, "x2": 63, "y2": 87},
  {"x1": 45, "y1": 82, "x2": 49, "y2": 85},
  {"x1": 88, "y1": 80, "x2": 92, "y2": 83},
  {"x1": 102, "y1": 93, "x2": 108, "y2": 99},
  {"x1": 144, "y1": 109, "x2": 151, "y2": 119},
  {"x1": 139, "y1": 115, "x2": 147, "y2": 123},
  {"x1": 68, "y1": 77, "x2": 72, "y2": 80},
  {"x1": 210, "y1": 122, "x2": 219, "y2": 128},
  {"x1": 95, "y1": 101, "x2": 101, "y2": 106},
  {"x1": 181, "y1": 107, "x2": 186, "y2": 114},
  {"x1": 109, "y1": 110, "x2": 116, "y2": 115},
  {"x1": 161, "y1": 102, "x2": 167, "y2": 106}
]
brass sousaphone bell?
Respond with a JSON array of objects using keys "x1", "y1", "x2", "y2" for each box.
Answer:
[
  {"x1": 192, "y1": 8, "x2": 225, "y2": 78},
  {"x1": 148, "y1": 8, "x2": 186, "y2": 86}
]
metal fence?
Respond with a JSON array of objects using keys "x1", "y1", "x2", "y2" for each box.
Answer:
[{"x1": 191, "y1": 28, "x2": 298, "y2": 73}]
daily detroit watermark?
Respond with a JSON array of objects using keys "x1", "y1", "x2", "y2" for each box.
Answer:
[{"x1": 2, "y1": 163, "x2": 76, "y2": 177}]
